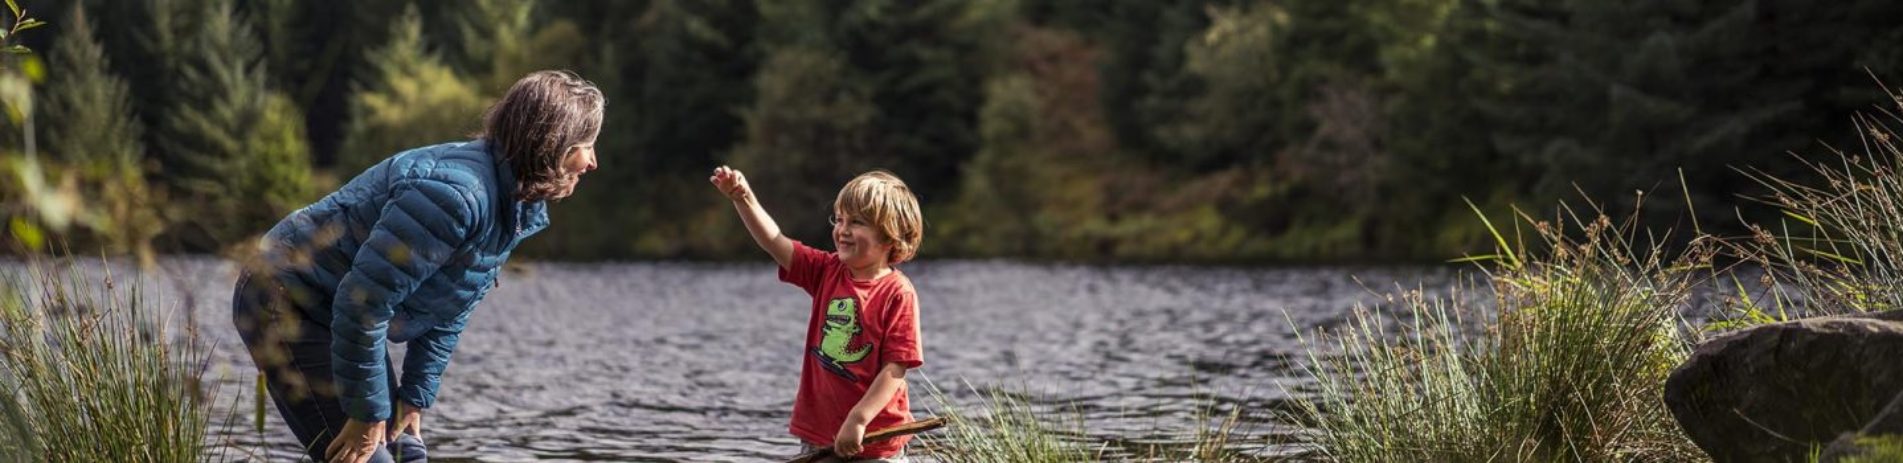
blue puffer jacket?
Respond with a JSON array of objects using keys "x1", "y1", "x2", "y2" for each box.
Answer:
[{"x1": 258, "y1": 140, "x2": 548, "y2": 422}]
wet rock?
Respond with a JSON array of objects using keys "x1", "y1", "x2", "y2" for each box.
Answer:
[{"x1": 1666, "y1": 310, "x2": 1903, "y2": 462}]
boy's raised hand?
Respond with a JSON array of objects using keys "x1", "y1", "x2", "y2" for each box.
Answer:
[
  {"x1": 710, "y1": 165, "x2": 753, "y2": 203},
  {"x1": 713, "y1": 164, "x2": 794, "y2": 268}
]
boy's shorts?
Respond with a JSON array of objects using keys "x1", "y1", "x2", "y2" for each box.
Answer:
[{"x1": 798, "y1": 444, "x2": 910, "y2": 463}]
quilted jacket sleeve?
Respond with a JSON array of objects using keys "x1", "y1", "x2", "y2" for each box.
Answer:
[
  {"x1": 397, "y1": 308, "x2": 473, "y2": 409},
  {"x1": 330, "y1": 177, "x2": 477, "y2": 422}
]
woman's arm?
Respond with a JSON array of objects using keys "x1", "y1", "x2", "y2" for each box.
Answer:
[
  {"x1": 711, "y1": 166, "x2": 795, "y2": 269},
  {"x1": 331, "y1": 177, "x2": 477, "y2": 421},
  {"x1": 328, "y1": 178, "x2": 478, "y2": 461}
]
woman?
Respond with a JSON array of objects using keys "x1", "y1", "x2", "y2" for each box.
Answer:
[{"x1": 233, "y1": 70, "x2": 603, "y2": 463}]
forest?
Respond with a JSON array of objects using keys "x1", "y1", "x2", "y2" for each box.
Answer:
[{"x1": 4, "y1": 0, "x2": 1900, "y2": 263}]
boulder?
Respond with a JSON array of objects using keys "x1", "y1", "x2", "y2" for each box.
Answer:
[{"x1": 1666, "y1": 310, "x2": 1903, "y2": 462}]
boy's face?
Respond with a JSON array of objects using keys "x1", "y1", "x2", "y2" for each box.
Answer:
[{"x1": 831, "y1": 210, "x2": 893, "y2": 270}]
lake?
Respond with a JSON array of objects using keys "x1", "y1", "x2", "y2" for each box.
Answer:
[{"x1": 57, "y1": 257, "x2": 1455, "y2": 461}]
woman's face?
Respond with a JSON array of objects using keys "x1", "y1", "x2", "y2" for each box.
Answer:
[{"x1": 554, "y1": 141, "x2": 598, "y2": 199}]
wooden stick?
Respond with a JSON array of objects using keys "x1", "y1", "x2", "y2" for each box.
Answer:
[{"x1": 784, "y1": 417, "x2": 946, "y2": 463}]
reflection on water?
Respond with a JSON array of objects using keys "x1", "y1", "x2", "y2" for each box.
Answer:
[{"x1": 44, "y1": 257, "x2": 1457, "y2": 461}]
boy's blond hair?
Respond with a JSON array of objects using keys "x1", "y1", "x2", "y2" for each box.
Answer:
[{"x1": 834, "y1": 170, "x2": 924, "y2": 264}]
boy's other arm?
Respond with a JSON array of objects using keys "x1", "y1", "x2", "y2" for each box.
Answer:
[
  {"x1": 710, "y1": 166, "x2": 795, "y2": 269},
  {"x1": 834, "y1": 362, "x2": 909, "y2": 457}
]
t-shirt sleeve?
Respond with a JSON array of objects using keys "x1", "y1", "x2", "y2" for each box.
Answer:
[
  {"x1": 880, "y1": 289, "x2": 924, "y2": 369},
  {"x1": 777, "y1": 240, "x2": 832, "y2": 295}
]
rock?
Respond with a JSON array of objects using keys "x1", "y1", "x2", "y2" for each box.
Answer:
[
  {"x1": 1666, "y1": 310, "x2": 1903, "y2": 462},
  {"x1": 1819, "y1": 393, "x2": 1903, "y2": 462},
  {"x1": 1819, "y1": 431, "x2": 1866, "y2": 462}
]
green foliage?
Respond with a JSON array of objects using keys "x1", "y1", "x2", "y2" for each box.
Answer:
[
  {"x1": 751, "y1": 0, "x2": 995, "y2": 203},
  {"x1": 1433, "y1": 0, "x2": 1903, "y2": 228},
  {"x1": 153, "y1": 0, "x2": 311, "y2": 249},
  {"x1": 244, "y1": 0, "x2": 409, "y2": 163},
  {"x1": 244, "y1": 94, "x2": 316, "y2": 221},
  {"x1": 12, "y1": 0, "x2": 1903, "y2": 262},
  {"x1": 941, "y1": 34, "x2": 1102, "y2": 258},
  {"x1": 39, "y1": 4, "x2": 139, "y2": 167},
  {"x1": 1290, "y1": 205, "x2": 1711, "y2": 462},
  {"x1": 0, "y1": 1, "x2": 162, "y2": 261},
  {"x1": 725, "y1": 45, "x2": 881, "y2": 242},
  {"x1": 938, "y1": 24, "x2": 1269, "y2": 262},
  {"x1": 448, "y1": 0, "x2": 587, "y2": 92},
  {"x1": 336, "y1": 6, "x2": 489, "y2": 175},
  {"x1": 1153, "y1": 1, "x2": 1288, "y2": 170},
  {"x1": 598, "y1": 0, "x2": 758, "y2": 176},
  {"x1": 918, "y1": 380, "x2": 1097, "y2": 462},
  {"x1": 86, "y1": 0, "x2": 193, "y2": 160},
  {"x1": 0, "y1": 260, "x2": 214, "y2": 462},
  {"x1": 1716, "y1": 89, "x2": 1903, "y2": 326},
  {"x1": 1837, "y1": 435, "x2": 1903, "y2": 463},
  {"x1": 917, "y1": 378, "x2": 1260, "y2": 462},
  {"x1": 519, "y1": 0, "x2": 761, "y2": 259}
]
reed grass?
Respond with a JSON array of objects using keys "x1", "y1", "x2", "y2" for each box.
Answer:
[
  {"x1": 917, "y1": 378, "x2": 1097, "y2": 462},
  {"x1": 0, "y1": 258, "x2": 214, "y2": 462},
  {"x1": 1286, "y1": 199, "x2": 1712, "y2": 462},
  {"x1": 916, "y1": 377, "x2": 1265, "y2": 462},
  {"x1": 1725, "y1": 87, "x2": 1903, "y2": 322}
]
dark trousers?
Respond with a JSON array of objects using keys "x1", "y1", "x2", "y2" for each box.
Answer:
[{"x1": 233, "y1": 272, "x2": 428, "y2": 463}]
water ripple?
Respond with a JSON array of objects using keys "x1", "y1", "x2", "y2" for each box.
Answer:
[{"x1": 15, "y1": 257, "x2": 1458, "y2": 461}]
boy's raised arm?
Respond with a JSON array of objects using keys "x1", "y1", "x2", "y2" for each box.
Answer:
[{"x1": 710, "y1": 166, "x2": 796, "y2": 269}]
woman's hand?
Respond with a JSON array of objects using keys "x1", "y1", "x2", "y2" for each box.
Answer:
[
  {"x1": 709, "y1": 166, "x2": 753, "y2": 203},
  {"x1": 833, "y1": 421, "x2": 867, "y2": 458},
  {"x1": 325, "y1": 418, "x2": 386, "y2": 463},
  {"x1": 389, "y1": 402, "x2": 424, "y2": 441}
]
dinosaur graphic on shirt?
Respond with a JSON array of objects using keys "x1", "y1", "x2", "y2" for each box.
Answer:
[{"x1": 813, "y1": 297, "x2": 872, "y2": 381}]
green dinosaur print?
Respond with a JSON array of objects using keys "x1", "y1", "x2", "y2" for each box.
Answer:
[{"x1": 813, "y1": 297, "x2": 871, "y2": 380}]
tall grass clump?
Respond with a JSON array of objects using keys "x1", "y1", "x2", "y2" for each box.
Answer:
[
  {"x1": 1288, "y1": 200, "x2": 1713, "y2": 462},
  {"x1": 1106, "y1": 392, "x2": 1261, "y2": 462},
  {"x1": 0, "y1": 258, "x2": 213, "y2": 462},
  {"x1": 1728, "y1": 89, "x2": 1903, "y2": 320},
  {"x1": 917, "y1": 378, "x2": 1098, "y2": 463},
  {"x1": 917, "y1": 377, "x2": 1265, "y2": 462}
]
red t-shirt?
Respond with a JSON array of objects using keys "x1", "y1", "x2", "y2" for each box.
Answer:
[{"x1": 779, "y1": 241, "x2": 924, "y2": 458}]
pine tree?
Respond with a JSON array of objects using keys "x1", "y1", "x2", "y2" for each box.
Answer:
[
  {"x1": 746, "y1": 0, "x2": 995, "y2": 205},
  {"x1": 523, "y1": 0, "x2": 762, "y2": 259},
  {"x1": 944, "y1": 24, "x2": 1255, "y2": 261},
  {"x1": 156, "y1": 0, "x2": 311, "y2": 249},
  {"x1": 246, "y1": 0, "x2": 410, "y2": 165},
  {"x1": 834, "y1": 0, "x2": 994, "y2": 203},
  {"x1": 1150, "y1": 1, "x2": 1289, "y2": 170},
  {"x1": 83, "y1": 0, "x2": 193, "y2": 168},
  {"x1": 446, "y1": 0, "x2": 587, "y2": 92},
  {"x1": 336, "y1": 5, "x2": 488, "y2": 175},
  {"x1": 726, "y1": 45, "x2": 881, "y2": 241},
  {"x1": 34, "y1": 4, "x2": 166, "y2": 259},
  {"x1": 40, "y1": 4, "x2": 143, "y2": 168},
  {"x1": 606, "y1": 0, "x2": 758, "y2": 176},
  {"x1": 1039, "y1": 0, "x2": 1208, "y2": 164}
]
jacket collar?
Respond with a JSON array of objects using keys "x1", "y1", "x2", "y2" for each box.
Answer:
[{"x1": 478, "y1": 139, "x2": 552, "y2": 240}]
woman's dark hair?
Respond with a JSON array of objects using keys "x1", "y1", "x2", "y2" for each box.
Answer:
[{"x1": 481, "y1": 70, "x2": 605, "y2": 202}]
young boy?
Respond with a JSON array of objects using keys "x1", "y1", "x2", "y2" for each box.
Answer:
[{"x1": 710, "y1": 166, "x2": 926, "y2": 462}]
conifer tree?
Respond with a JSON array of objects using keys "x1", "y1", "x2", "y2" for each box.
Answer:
[
  {"x1": 336, "y1": 5, "x2": 488, "y2": 175},
  {"x1": 156, "y1": 0, "x2": 311, "y2": 248},
  {"x1": 40, "y1": 4, "x2": 142, "y2": 168},
  {"x1": 726, "y1": 45, "x2": 880, "y2": 241},
  {"x1": 83, "y1": 0, "x2": 193, "y2": 168},
  {"x1": 522, "y1": 0, "x2": 762, "y2": 258}
]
